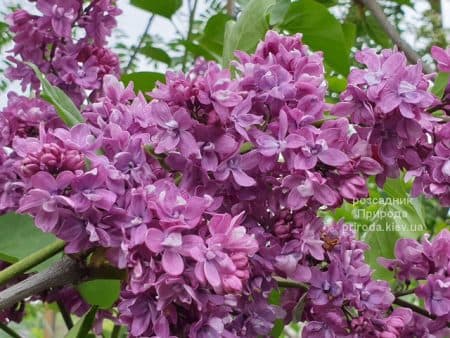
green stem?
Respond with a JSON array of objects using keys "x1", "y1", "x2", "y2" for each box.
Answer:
[
  {"x1": 393, "y1": 298, "x2": 437, "y2": 320},
  {"x1": 0, "y1": 240, "x2": 65, "y2": 287},
  {"x1": 111, "y1": 324, "x2": 121, "y2": 338},
  {"x1": 0, "y1": 322, "x2": 22, "y2": 338},
  {"x1": 274, "y1": 276, "x2": 309, "y2": 291},
  {"x1": 394, "y1": 288, "x2": 416, "y2": 297}
]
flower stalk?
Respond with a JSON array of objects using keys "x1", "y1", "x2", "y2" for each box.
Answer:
[{"x1": 0, "y1": 239, "x2": 65, "y2": 287}]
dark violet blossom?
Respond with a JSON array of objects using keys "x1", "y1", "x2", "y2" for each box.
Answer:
[{"x1": 71, "y1": 167, "x2": 117, "y2": 212}]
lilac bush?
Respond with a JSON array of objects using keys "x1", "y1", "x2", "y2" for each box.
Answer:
[{"x1": 0, "y1": 0, "x2": 449, "y2": 337}]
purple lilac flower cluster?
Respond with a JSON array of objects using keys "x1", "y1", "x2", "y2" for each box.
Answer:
[
  {"x1": 6, "y1": 0, "x2": 121, "y2": 105},
  {"x1": 401, "y1": 47, "x2": 450, "y2": 206},
  {"x1": 332, "y1": 48, "x2": 437, "y2": 187},
  {"x1": 0, "y1": 30, "x2": 387, "y2": 336},
  {"x1": 408, "y1": 122, "x2": 450, "y2": 206},
  {"x1": 285, "y1": 221, "x2": 400, "y2": 337},
  {"x1": 379, "y1": 230, "x2": 450, "y2": 336},
  {"x1": 0, "y1": 93, "x2": 63, "y2": 213},
  {"x1": 1, "y1": 5, "x2": 450, "y2": 333},
  {"x1": 429, "y1": 47, "x2": 450, "y2": 117}
]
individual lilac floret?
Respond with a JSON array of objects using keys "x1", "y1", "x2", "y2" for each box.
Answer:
[
  {"x1": 36, "y1": 0, "x2": 80, "y2": 38},
  {"x1": 378, "y1": 238, "x2": 430, "y2": 281},
  {"x1": 416, "y1": 275, "x2": 450, "y2": 317},
  {"x1": 18, "y1": 171, "x2": 75, "y2": 232},
  {"x1": 193, "y1": 212, "x2": 258, "y2": 294},
  {"x1": 409, "y1": 123, "x2": 450, "y2": 206},
  {"x1": 71, "y1": 167, "x2": 117, "y2": 212}
]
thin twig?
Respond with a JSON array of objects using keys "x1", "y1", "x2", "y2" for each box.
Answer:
[
  {"x1": 226, "y1": 0, "x2": 235, "y2": 16},
  {"x1": 358, "y1": 0, "x2": 432, "y2": 74},
  {"x1": 0, "y1": 258, "x2": 125, "y2": 312},
  {"x1": 394, "y1": 298, "x2": 449, "y2": 327},
  {"x1": 393, "y1": 298, "x2": 435, "y2": 320},
  {"x1": 57, "y1": 300, "x2": 73, "y2": 330},
  {"x1": 0, "y1": 256, "x2": 82, "y2": 311},
  {"x1": 124, "y1": 15, "x2": 155, "y2": 73},
  {"x1": 181, "y1": 0, "x2": 199, "y2": 72},
  {"x1": 170, "y1": 20, "x2": 184, "y2": 37},
  {"x1": 0, "y1": 322, "x2": 22, "y2": 338}
]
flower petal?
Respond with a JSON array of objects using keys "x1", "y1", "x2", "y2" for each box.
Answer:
[{"x1": 162, "y1": 250, "x2": 184, "y2": 276}]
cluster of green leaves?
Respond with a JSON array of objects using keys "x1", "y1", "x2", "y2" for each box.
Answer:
[
  {"x1": 0, "y1": 20, "x2": 11, "y2": 92},
  {"x1": 123, "y1": 0, "x2": 426, "y2": 96}
]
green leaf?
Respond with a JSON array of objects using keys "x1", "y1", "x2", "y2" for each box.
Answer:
[
  {"x1": 0, "y1": 213, "x2": 59, "y2": 272},
  {"x1": 268, "y1": 288, "x2": 284, "y2": 337},
  {"x1": 382, "y1": 178, "x2": 425, "y2": 238},
  {"x1": 362, "y1": 177, "x2": 426, "y2": 281},
  {"x1": 327, "y1": 75, "x2": 348, "y2": 93},
  {"x1": 199, "y1": 13, "x2": 231, "y2": 57},
  {"x1": 130, "y1": 0, "x2": 182, "y2": 18},
  {"x1": 222, "y1": 0, "x2": 276, "y2": 66},
  {"x1": 78, "y1": 279, "x2": 121, "y2": 309},
  {"x1": 431, "y1": 72, "x2": 450, "y2": 98},
  {"x1": 271, "y1": 319, "x2": 284, "y2": 337},
  {"x1": 393, "y1": 0, "x2": 412, "y2": 6},
  {"x1": 363, "y1": 217, "x2": 400, "y2": 282},
  {"x1": 316, "y1": 0, "x2": 338, "y2": 6},
  {"x1": 121, "y1": 72, "x2": 165, "y2": 94},
  {"x1": 141, "y1": 45, "x2": 171, "y2": 65},
  {"x1": 269, "y1": 0, "x2": 291, "y2": 26},
  {"x1": 279, "y1": 0, "x2": 350, "y2": 75},
  {"x1": 342, "y1": 22, "x2": 356, "y2": 51},
  {"x1": 65, "y1": 306, "x2": 98, "y2": 338},
  {"x1": 27, "y1": 63, "x2": 84, "y2": 127},
  {"x1": 181, "y1": 40, "x2": 218, "y2": 61},
  {"x1": 363, "y1": 13, "x2": 392, "y2": 48}
]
